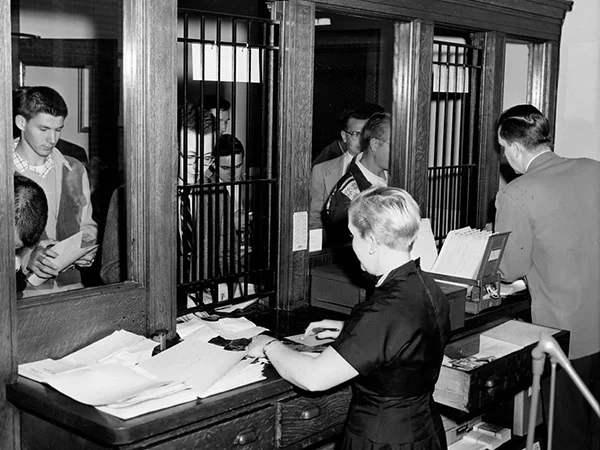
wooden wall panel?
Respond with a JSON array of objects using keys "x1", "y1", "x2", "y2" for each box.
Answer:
[
  {"x1": 527, "y1": 41, "x2": 560, "y2": 139},
  {"x1": 313, "y1": 0, "x2": 571, "y2": 41},
  {"x1": 391, "y1": 20, "x2": 434, "y2": 209},
  {"x1": 472, "y1": 31, "x2": 506, "y2": 227},
  {"x1": 16, "y1": 285, "x2": 146, "y2": 363},
  {"x1": 125, "y1": 1, "x2": 178, "y2": 335},
  {"x1": 272, "y1": 0, "x2": 315, "y2": 310},
  {"x1": 0, "y1": 0, "x2": 18, "y2": 445}
]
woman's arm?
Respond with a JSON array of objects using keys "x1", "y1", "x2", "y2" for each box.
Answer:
[{"x1": 248, "y1": 334, "x2": 357, "y2": 392}]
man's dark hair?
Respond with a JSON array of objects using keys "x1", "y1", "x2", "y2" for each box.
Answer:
[
  {"x1": 203, "y1": 95, "x2": 231, "y2": 112},
  {"x1": 339, "y1": 103, "x2": 384, "y2": 131},
  {"x1": 497, "y1": 104, "x2": 552, "y2": 150},
  {"x1": 178, "y1": 102, "x2": 214, "y2": 136},
  {"x1": 213, "y1": 134, "x2": 245, "y2": 158},
  {"x1": 14, "y1": 174, "x2": 48, "y2": 248},
  {"x1": 16, "y1": 86, "x2": 68, "y2": 121}
]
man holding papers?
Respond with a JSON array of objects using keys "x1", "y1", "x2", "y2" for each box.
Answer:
[
  {"x1": 494, "y1": 104, "x2": 600, "y2": 450},
  {"x1": 12, "y1": 86, "x2": 98, "y2": 295}
]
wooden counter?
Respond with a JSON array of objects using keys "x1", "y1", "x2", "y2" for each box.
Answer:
[{"x1": 7, "y1": 293, "x2": 531, "y2": 449}]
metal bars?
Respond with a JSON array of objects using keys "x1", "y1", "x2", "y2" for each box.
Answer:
[
  {"x1": 428, "y1": 39, "x2": 482, "y2": 248},
  {"x1": 176, "y1": 9, "x2": 279, "y2": 314}
]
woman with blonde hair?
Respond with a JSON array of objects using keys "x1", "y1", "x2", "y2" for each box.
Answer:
[{"x1": 250, "y1": 186, "x2": 451, "y2": 449}]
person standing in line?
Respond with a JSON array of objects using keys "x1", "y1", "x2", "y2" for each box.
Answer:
[
  {"x1": 309, "y1": 108, "x2": 371, "y2": 230},
  {"x1": 12, "y1": 86, "x2": 97, "y2": 295},
  {"x1": 494, "y1": 104, "x2": 600, "y2": 450}
]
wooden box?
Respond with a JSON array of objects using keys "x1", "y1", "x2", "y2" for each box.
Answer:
[
  {"x1": 310, "y1": 264, "x2": 366, "y2": 314},
  {"x1": 436, "y1": 281, "x2": 466, "y2": 331},
  {"x1": 434, "y1": 320, "x2": 569, "y2": 413}
]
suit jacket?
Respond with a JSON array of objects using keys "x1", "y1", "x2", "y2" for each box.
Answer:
[
  {"x1": 309, "y1": 153, "x2": 350, "y2": 229},
  {"x1": 312, "y1": 139, "x2": 344, "y2": 166},
  {"x1": 495, "y1": 151, "x2": 600, "y2": 359}
]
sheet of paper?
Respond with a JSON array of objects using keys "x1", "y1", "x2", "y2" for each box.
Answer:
[
  {"x1": 18, "y1": 358, "x2": 82, "y2": 383},
  {"x1": 28, "y1": 231, "x2": 98, "y2": 286},
  {"x1": 45, "y1": 363, "x2": 166, "y2": 406},
  {"x1": 60, "y1": 330, "x2": 148, "y2": 367},
  {"x1": 139, "y1": 339, "x2": 246, "y2": 397},
  {"x1": 411, "y1": 218, "x2": 438, "y2": 272},
  {"x1": 199, "y1": 358, "x2": 266, "y2": 398},
  {"x1": 292, "y1": 211, "x2": 308, "y2": 251},
  {"x1": 214, "y1": 298, "x2": 258, "y2": 313},
  {"x1": 309, "y1": 228, "x2": 323, "y2": 252},
  {"x1": 97, "y1": 388, "x2": 197, "y2": 420},
  {"x1": 285, "y1": 333, "x2": 335, "y2": 348}
]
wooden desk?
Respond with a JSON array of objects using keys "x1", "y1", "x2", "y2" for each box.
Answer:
[
  {"x1": 8, "y1": 373, "x2": 351, "y2": 449},
  {"x1": 7, "y1": 293, "x2": 532, "y2": 449}
]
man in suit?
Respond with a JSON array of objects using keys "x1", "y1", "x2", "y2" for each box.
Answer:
[
  {"x1": 494, "y1": 104, "x2": 600, "y2": 450},
  {"x1": 309, "y1": 108, "x2": 371, "y2": 230}
]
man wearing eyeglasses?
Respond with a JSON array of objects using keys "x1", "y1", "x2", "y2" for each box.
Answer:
[
  {"x1": 309, "y1": 108, "x2": 371, "y2": 230},
  {"x1": 323, "y1": 112, "x2": 391, "y2": 247}
]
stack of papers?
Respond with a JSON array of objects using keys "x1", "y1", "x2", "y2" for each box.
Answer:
[
  {"x1": 19, "y1": 318, "x2": 271, "y2": 420},
  {"x1": 431, "y1": 227, "x2": 495, "y2": 279}
]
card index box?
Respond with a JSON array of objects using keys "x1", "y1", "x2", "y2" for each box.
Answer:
[{"x1": 428, "y1": 231, "x2": 511, "y2": 314}]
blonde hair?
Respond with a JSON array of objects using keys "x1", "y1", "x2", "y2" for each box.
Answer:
[{"x1": 348, "y1": 186, "x2": 421, "y2": 252}]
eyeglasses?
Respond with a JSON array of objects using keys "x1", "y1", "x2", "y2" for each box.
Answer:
[{"x1": 344, "y1": 130, "x2": 362, "y2": 140}]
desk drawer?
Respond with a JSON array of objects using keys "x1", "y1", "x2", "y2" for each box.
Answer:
[
  {"x1": 150, "y1": 405, "x2": 274, "y2": 450},
  {"x1": 434, "y1": 320, "x2": 569, "y2": 413},
  {"x1": 277, "y1": 386, "x2": 351, "y2": 448}
]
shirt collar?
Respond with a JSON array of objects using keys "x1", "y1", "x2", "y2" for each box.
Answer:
[
  {"x1": 525, "y1": 149, "x2": 552, "y2": 172},
  {"x1": 12, "y1": 138, "x2": 71, "y2": 176}
]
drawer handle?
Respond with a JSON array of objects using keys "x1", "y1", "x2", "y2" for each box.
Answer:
[
  {"x1": 485, "y1": 375, "x2": 504, "y2": 389},
  {"x1": 234, "y1": 429, "x2": 257, "y2": 445},
  {"x1": 300, "y1": 405, "x2": 321, "y2": 420}
]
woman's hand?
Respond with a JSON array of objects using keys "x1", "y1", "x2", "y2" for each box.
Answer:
[
  {"x1": 303, "y1": 319, "x2": 344, "y2": 341},
  {"x1": 247, "y1": 334, "x2": 277, "y2": 358}
]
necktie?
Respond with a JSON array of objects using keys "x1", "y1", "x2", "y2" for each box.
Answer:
[{"x1": 180, "y1": 194, "x2": 195, "y2": 282}]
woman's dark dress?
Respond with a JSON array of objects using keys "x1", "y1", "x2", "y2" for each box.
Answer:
[{"x1": 332, "y1": 259, "x2": 452, "y2": 450}]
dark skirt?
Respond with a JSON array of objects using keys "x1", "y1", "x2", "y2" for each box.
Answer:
[{"x1": 339, "y1": 392, "x2": 447, "y2": 450}]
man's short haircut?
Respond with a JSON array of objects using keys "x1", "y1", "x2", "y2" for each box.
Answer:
[
  {"x1": 349, "y1": 186, "x2": 421, "y2": 252},
  {"x1": 179, "y1": 103, "x2": 215, "y2": 136},
  {"x1": 339, "y1": 104, "x2": 384, "y2": 131},
  {"x1": 359, "y1": 112, "x2": 391, "y2": 153},
  {"x1": 204, "y1": 95, "x2": 231, "y2": 112},
  {"x1": 213, "y1": 134, "x2": 245, "y2": 158},
  {"x1": 14, "y1": 174, "x2": 48, "y2": 248},
  {"x1": 497, "y1": 104, "x2": 552, "y2": 150},
  {"x1": 16, "y1": 86, "x2": 68, "y2": 120}
]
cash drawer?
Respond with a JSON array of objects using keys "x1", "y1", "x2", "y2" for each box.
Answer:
[
  {"x1": 149, "y1": 405, "x2": 275, "y2": 449},
  {"x1": 434, "y1": 319, "x2": 569, "y2": 413},
  {"x1": 277, "y1": 386, "x2": 351, "y2": 448}
]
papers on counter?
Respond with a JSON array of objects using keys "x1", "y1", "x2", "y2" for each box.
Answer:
[{"x1": 19, "y1": 317, "x2": 270, "y2": 419}]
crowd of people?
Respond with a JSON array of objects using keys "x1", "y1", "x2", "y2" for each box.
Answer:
[{"x1": 11, "y1": 88, "x2": 598, "y2": 448}]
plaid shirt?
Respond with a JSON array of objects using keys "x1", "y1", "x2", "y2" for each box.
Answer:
[{"x1": 13, "y1": 149, "x2": 54, "y2": 178}]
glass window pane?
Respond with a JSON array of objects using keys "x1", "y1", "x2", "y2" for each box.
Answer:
[{"x1": 13, "y1": 0, "x2": 125, "y2": 297}]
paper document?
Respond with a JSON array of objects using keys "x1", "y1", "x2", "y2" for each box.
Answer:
[
  {"x1": 139, "y1": 339, "x2": 246, "y2": 397},
  {"x1": 28, "y1": 231, "x2": 98, "y2": 286},
  {"x1": 19, "y1": 330, "x2": 155, "y2": 382},
  {"x1": 199, "y1": 358, "x2": 266, "y2": 398},
  {"x1": 46, "y1": 363, "x2": 167, "y2": 406}
]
